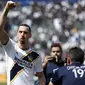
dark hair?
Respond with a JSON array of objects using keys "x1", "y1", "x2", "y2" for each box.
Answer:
[
  {"x1": 19, "y1": 24, "x2": 31, "y2": 33},
  {"x1": 51, "y1": 43, "x2": 64, "y2": 65},
  {"x1": 51, "y1": 43, "x2": 62, "y2": 54},
  {"x1": 68, "y1": 47, "x2": 84, "y2": 64}
]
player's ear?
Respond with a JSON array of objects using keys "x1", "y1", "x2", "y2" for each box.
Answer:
[
  {"x1": 29, "y1": 33, "x2": 31, "y2": 38},
  {"x1": 67, "y1": 57, "x2": 72, "y2": 65}
]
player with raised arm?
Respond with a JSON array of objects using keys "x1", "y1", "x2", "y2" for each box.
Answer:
[{"x1": 0, "y1": 1, "x2": 46, "y2": 85}]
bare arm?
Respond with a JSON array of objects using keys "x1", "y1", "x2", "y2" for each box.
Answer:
[
  {"x1": 0, "y1": 1, "x2": 17, "y2": 44},
  {"x1": 49, "y1": 81, "x2": 54, "y2": 85},
  {"x1": 36, "y1": 72, "x2": 46, "y2": 85}
]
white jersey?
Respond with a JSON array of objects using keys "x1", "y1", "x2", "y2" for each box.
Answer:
[{"x1": 3, "y1": 38, "x2": 43, "y2": 85}]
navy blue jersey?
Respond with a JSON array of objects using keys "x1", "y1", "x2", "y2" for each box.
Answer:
[
  {"x1": 44, "y1": 60, "x2": 64, "y2": 85},
  {"x1": 51, "y1": 62, "x2": 85, "y2": 85}
]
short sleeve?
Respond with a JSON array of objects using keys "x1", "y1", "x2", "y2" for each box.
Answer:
[
  {"x1": 2, "y1": 38, "x2": 16, "y2": 59},
  {"x1": 34, "y1": 56, "x2": 43, "y2": 72},
  {"x1": 51, "y1": 68, "x2": 60, "y2": 85}
]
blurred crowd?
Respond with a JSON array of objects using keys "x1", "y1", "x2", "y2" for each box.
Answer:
[{"x1": 0, "y1": 0, "x2": 85, "y2": 61}]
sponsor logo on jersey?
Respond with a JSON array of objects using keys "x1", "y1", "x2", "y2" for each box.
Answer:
[{"x1": 14, "y1": 56, "x2": 33, "y2": 68}]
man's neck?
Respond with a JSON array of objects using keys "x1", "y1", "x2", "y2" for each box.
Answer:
[{"x1": 18, "y1": 43, "x2": 29, "y2": 50}]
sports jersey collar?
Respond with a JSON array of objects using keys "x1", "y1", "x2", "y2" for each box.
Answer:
[
  {"x1": 25, "y1": 48, "x2": 32, "y2": 52},
  {"x1": 17, "y1": 44, "x2": 32, "y2": 53}
]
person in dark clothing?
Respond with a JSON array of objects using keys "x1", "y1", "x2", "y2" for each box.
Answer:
[
  {"x1": 42, "y1": 43, "x2": 64, "y2": 85},
  {"x1": 49, "y1": 47, "x2": 85, "y2": 85}
]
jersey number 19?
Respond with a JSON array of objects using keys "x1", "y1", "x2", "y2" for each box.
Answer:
[{"x1": 72, "y1": 68, "x2": 84, "y2": 78}]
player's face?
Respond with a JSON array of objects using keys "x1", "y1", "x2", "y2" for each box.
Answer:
[
  {"x1": 17, "y1": 26, "x2": 31, "y2": 44},
  {"x1": 51, "y1": 46, "x2": 61, "y2": 58}
]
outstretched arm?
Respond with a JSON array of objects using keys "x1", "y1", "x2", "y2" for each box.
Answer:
[{"x1": 0, "y1": 1, "x2": 17, "y2": 45}]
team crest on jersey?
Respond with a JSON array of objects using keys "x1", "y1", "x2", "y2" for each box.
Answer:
[{"x1": 27, "y1": 55, "x2": 33, "y2": 62}]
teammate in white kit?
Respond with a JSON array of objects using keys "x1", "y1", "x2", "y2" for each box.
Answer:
[{"x1": 0, "y1": 1, "x2": 46, "y2": 85}]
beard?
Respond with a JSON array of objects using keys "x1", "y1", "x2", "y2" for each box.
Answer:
[
  {"x1": 20, "y1": 41, "x2": 25, "y2": 44},
  {"x1": 19, "y1": 38, "x2": 25, "y2": 44}
]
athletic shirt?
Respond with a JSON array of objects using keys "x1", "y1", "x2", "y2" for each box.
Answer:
[
  {"x1": 51, "y1": 62, "x2": 85, "y2": 85},
  {"x1": 3, "y1": 38, "x2": 43, "y2": 85},
  {"x1": 44, "y1": 60, "x2": 64, "y2": 85}
]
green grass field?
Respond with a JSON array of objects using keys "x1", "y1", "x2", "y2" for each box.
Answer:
[
  {"x1": 0, "y1": 73, "x2": 7, "y2": 85},
  {"x1": 0, "y1": 83, "x2": 6, "y2": 85}
]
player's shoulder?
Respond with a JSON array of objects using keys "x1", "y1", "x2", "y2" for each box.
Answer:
[
  {"x1": 31, "y1": 50, "x2": 39, "y2": 56},
  {"x1": 28, "y1": 50, "x2": 40, "y2": 60},
  {"x1": 54, "y1": 65, "x2": 66, "y2": 73},
  {"x1": 55, "y1": 65, "x2": 71, "y2": 77}
]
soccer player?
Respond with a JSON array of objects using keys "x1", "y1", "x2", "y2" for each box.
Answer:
[
  {"x1": 42, "y1": 43, "x2": 64, "y2": 85},
  {"x1": 0, "y1": 1, "x2": 45, "y2": 85},
  {"x1": 49, "y1": 47, "x2": 85, "y2": 85}
]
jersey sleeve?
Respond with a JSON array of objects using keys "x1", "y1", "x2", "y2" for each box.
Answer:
[
  {"x1": 34, "y1": 56, "x2": 43, "y2": 72},
  {"x1": 2, "y1": 38, "x2": 16, "y2": 59},
  {"x1": 51, "y1": 68, "x2": 60, "y2": 85}
]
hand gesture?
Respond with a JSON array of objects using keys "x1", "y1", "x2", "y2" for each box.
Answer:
[
  {"x1": 42, "y1": 56, "x2": 54, "y2": 68},
  {"x1": 5, "y1": 1, "x2": 17, "y2": 10},
  {"x1": 44, "y1": 56, "x2": 53, "y2": 64}
]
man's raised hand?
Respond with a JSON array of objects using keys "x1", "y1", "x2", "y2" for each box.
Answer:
[{"x1": 5, "y1": 1, "x2": 17, "y2": 10}]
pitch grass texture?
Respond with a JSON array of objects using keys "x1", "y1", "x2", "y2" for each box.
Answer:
[{"x1": 0, "y1": 83, "x2": 6, "y2": 85}]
